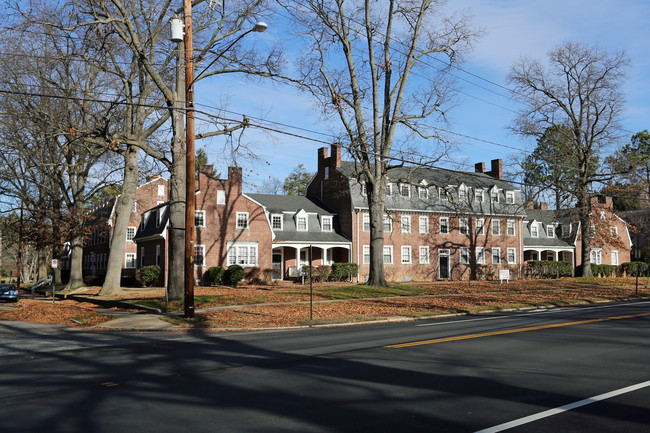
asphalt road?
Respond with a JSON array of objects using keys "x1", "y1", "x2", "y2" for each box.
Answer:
[{"x1": 1, "y1": 299, "x2": 649, "y2": 432}]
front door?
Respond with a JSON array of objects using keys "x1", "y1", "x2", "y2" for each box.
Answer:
[
  {"x1": 272, "y1": 249, "x2": 283, "y2": 280},
  {"x1": 439, "y1": 249, "x2": 450, "y2": 279}
]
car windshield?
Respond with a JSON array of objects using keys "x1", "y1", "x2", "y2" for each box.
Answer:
[{"x1": 0, "y1": 284, "x2": 16, "y2": 289}]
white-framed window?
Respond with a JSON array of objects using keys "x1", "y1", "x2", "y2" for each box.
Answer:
[
  {"x1": 383, "y1": 246, "x2": 393, "y2": 264},
  {"x1": 125, "y1": 253, "x2": 136, "y2": 269},
  {"x1": 547, "y1": 224, "x2": 555, "y2": 238},
  {"x1": 458, "y1": 185, "x2": 467, "y2": 201},
  {"x1": 383, "y1": 214, "x2": 393, "y2": 233},
  {"x1": 158, "y1": 184, "x2": 165, "y2": 196},
  {"x1": 419, "y1": 246, "x2": 430, "y2": 264},
  {"x1": 476, "y1": 247, "x2": 485, "y2": 265},
  {"x1": 531, "y1": 223, "x2": 539, "y2": 237},
  {"x1": 611, "y1": 250, "x2": 619, "y2": 266},
  {"x1": 475, "y1": 189, "x2": 484, "y2": 202},
  {"x1": 460, "y1": 247, "x2": 469, "y2": 265},
  {"x1": 401, "y1": 215, "x2": 412, "y2": 234},
  {"x1": 400, "y1": 184, "x2": 410, "y2": 197},
  {"x1": 506, "y1": 191, "x2": 515, "y2": 204},
  {"x1": 361, "y1": 183, "x2": 367, "y2": 195},
  {"x1": 321, "y1": 216, "x2": 333, "y2": 232},
  {"x1": 236, "y1": 212, "x2": 249, "y2": 229},
  {"x1": 600, "y1": 211, "x2": 606, "y2": 220},
  {"x1": 132, "y1": 200, "x2": 137, "y2": 213},
  {"x1": 440, "y1": 217, "x2": 449, "y2": 234},
  {"x1": 271, "y1": 214, "x2": 283, "y2": 230},
  {"x1": 590, "y1": 248, "x2": 602, "y2": 265},
  {"x1": 507, "y1": 220, "x2": 516, "y2": 236},
  {"x1": 386, "y1": 183, "x2": 394, "y2": 196},
  {"x1": 296, "y1": 215, "x2": 307, "y2": 231},
  {"x1": 492, "y1": 247, "x2": 501, "y2": 265},
  {"x1": 476, "y1": 218, "x2": 485, "y2": 235},
  {"x1": 227, "y1": 243, "x2": 258, "y2": 267},
  {"x1": 194, "y1": 245, "x2": 205, "y2": 267},
  {"x1": 419, "y1": 216, "x2": 429, "y2": 234},
  {"x1": 195, "y1": 210, "x2": 206, "y2": 227},
  {"x1": 562, "y1": 224, "x2": 570, "y2": 237},
  {"x1": 401, "y1": 246, "x2": 412, "y2": 264},
  {"x1": 363, "y1": 213, "x2": 370, "y2": 232},
  {"x1": 363, "y1": 245, "x2": 370, "y2": 265},
  {"x1": 491, "y1": 188, "x2": 500, "y2": 203},
  {"x1": 140, "y1": 247, "x2": 145, "y2": 267},
  {"x1": 459, "y1": 217, "x2": 469, "y2": 235},
  {"x1": 418, "y1": 186, "x2": 428, "y2": 200},
  {"x1": 507, "y1": 248, "x2": 516, "y2": 264},
  {"x1": 217, "y1": 190, "x2": 226, "y2": 205},
  {"x1": 126, "y1": 226, "x2": 136, "y2": 242},
  {"x1": 156, "y1": 245, "x2": 161, "y2": 266},
  {"x1": 610, "y1": 226, "x2": 618, "y2": 237},
  {"x1": 589, "y1": 225, "x2": 596, "y2": 236},
  {"x1": 492, "y1": 219, "x2": 500, "y2": 236}
]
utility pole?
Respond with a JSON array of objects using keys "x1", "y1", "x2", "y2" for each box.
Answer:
[{"x1": 183, "y1": 0, "x2": 196, "y2": 318}]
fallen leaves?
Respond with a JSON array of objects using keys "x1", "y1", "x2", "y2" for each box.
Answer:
[{"x1": 0, "y1": 299, "x2": 112, "y2": 327}]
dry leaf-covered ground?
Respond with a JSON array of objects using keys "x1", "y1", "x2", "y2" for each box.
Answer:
[{"x1": 2, "y1": 278, "x2": 647, "y2": 330}]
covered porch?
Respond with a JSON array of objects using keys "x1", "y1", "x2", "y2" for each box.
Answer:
[
  {"x1": 523, "y1": 247, "x2": 575, "y2": 276},
  {"x1": 271, "y1": 242, "x2": 351, "y2": 281}
]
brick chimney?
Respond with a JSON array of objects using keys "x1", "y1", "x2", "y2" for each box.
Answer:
[
  {"x1": 228, "y1": 166, "x2": 242, "y2": 191},
  {"x1": 489, "y1": 159, "x2": 503, "y2": 180},
  {"x1": 318, "y1": 147, "x2": 328, "y2": 172},
  {"x1": 330, "y1": 143, "x2": 341, "y2": 168},
  {"x1": 475, "y1": 162, "x2": 486, "y2": 173},
  {"x1": 525, "y1": 201, "x2": 535, "y2": 209}
]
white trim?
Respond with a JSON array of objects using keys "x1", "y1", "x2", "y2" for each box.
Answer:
[{"x1": 401, "y1": 246, "x2": 412, "y2": 264}]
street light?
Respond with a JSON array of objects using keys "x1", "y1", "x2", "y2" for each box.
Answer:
[{"x1": 175, "y1": 2, "x2": 268, "y2": 318}]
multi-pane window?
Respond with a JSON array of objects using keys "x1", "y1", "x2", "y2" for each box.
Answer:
[
  {"x1": 321, "y1": 216, "x2": 333, "y2": 232},
  {"x1": 419, "y1": 246, "x2": 430, "y2": 264},
  {"x1": 459, "y1": 218, "x2": 469, "y2": 235},
  {"x1": 386, "y1": 183, "x2": 394, "y2": 196},
  {"x1": 562, "y1": 224, "x2": 570, "y2": 237},
  {"x1": 227, "y1": 244, "x2": 258, "y2": 267},
  {"x1": 492, "y1": 219, "x2": 500, "y2": 236},
  {"x1": 363, "y1": 213, "x2": 370, "y2": 232},
  {"x1": 217, "y1": 190, "x2": 226, "y2": 205},
  {"x1": 590, "y1": 248, "x2": 602, "y2": 265},
  {"x1": 236, "y1": 212, "x2": 249, "y2": 229},
  {"x1": 272, "y1": 214, "x2": 283, "y2": 230},
  {"x1": 506, "y1": 191, "x2": 515, "y2": 204},
  {"x1": 476, "y1": 247, "x2": 485, "y2": 264},
  {"x1": 440, "y1": 217, "x2": 449, "y2": 234},
  {"x1": 383, "y1": 246, "x2": 393, "y2": 264},
  {"x1": 507, "y1": 220, "x2": 516, "y2": 236},
  {"x1": 610, "y1": 226, "x2": 618, "y2": 237},
  {"x1": 475, "y1": 189, "x2": 484, "y2": 202},
  {"x1": 401, "y1": 215, "x2": 411, "y2": 233},
  {"x1": 400, "y1": 184, "x2": 410, "y2": 197},
  {"x1": 507, "y1": 248, "x2": 516, "y2": 264},
  {"x1": 194, "y1": 245, "x2": 205, "y2": 267},
  {"x1": 547, "y1": 224, "x2": 555, "y2": 238},
  {"x1": 195, "y1": 210, "x2": 206, "y2": 227},
  {"x1": 363, "y1": 245, "x2": 370, "y2": 264},
  {"x1": 383, "y1": 215, "x2": 393, "y2": 233},
  {"x1": 158, "y1": 185, "x2": 165, "y2": 196},
  {"x1": 459, "y1": 186, "x2": 467, "y2": 201},
  {"x1": 492, "y1": 247, "x2": 501, "y2": 265},
  {"x1": 419, "y1": 216, "x2": 429, "y2": 234},
  {"x1": 491, "y1": 189, "x2": 500, "y2": 203},
  {"x1": 126, "y1": 227, "x2": 136, "y2": 242},
  {"x1": 401, "y1": 246, "x2": 412, "y2": 264},
  {"x1": 460, "y1": 247, "x2": 470, "y2": 264},
  {"x1": 125, "y1": 253, "x2": 136, "y2": 269},
  {"x1": 611, "y1": 250, "x2": 619, "y2": 266},
  {"x1": 418, "y1": 187, "x2": 428, "y2": 200},
  {"x1": 531, "y1": 224, "x2": 538, "y2": 237},
  {"x1": 296, "y1": 216, "x2": 307, "y2": 231},
  {"x1": 476, "y1": 218, "x2": 485, "y2": 235}
]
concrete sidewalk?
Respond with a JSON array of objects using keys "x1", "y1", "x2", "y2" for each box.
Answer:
[{"x1": 92, "y1": 311, "x2": 181, "y2": 330}]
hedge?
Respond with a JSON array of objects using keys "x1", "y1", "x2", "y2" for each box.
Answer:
[
  {"x1": 528, "y1": 260, "x2": 573, "y2": 278},
  {"x1": 205, "y1": 266, "x2": 225, "y2": 286},
  {"x1": 590, "y1": 264, "x2": 616, "y2": 277},
  {"x1": 331, "y1": 262, "x2": 359, "y2": 281},
  {"x1": 621, "y1": 262, "x2": 649, "y2": 276},
  {"x1": 138, "y1": 265, "x2": 161, "y2": 287},
  {"x1": 224, "y1": 265, "x2": 245, "y2": 287}
]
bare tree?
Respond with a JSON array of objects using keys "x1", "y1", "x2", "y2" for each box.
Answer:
[
  {"x1": 281, "y1": 0, "x2": 479, "y2": 286},
  {"x1": 509, "y1": 42, "x2": 630, "y2": 277}
]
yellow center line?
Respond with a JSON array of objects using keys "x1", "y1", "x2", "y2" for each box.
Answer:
[{"x1": 386, "y1": 312, "x2": 650, "y2": 349}]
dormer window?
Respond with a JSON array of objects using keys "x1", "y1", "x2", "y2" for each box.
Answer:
[
  {"x1": 547, "y1": 224, "x2": 555, "y2": 238},
  {"x1": 400, "y1": 184, "x2": 410, "y2": 197},
  {"x1": 271, "y1": 214, "x2": 283, "y2": 230},
  {"x1": 386, "y1": 183, "x2": 394, "y2": 196},
  {"x1": 491, "y1": 188, "x2": 500, "y2": 203},
  {"x1": 506, "y1": 191, "x2": 515, "y2": 204},
  {"x1": 531, "y1": 223, "x2": 539, "y2": 237},
  {"x1": 418, "y1": 186, "x2": 428, "y2": 199},
  {"x1": 321, "y1": 215, "x2": 333, "y2": 232},
  {"x1": 475, "y1": 189, "x2": 484, "y2": 202},
  {"x1": 562, "y1": 224, "x2": 570, "y2": 237},
  {"x1": 296, "y1": 215, "x2": 307, "y2": 231},
  {"x1": 361, "y1": 183, "x2": 367, "y2": 195},
  {"x1": 458, "y1": 184, "x2": 467, "y2": 201}
]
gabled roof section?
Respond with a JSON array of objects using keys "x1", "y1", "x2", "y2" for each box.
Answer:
[{"x1": 133, "y1": 202, "x2": 168, "y2": 242}]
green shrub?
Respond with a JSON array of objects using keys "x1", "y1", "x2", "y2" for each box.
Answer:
[
  {"x1": 138, "y1": 265, "x2": 161, "y2": 287},
  {"x1": 317, "y1": 265, "x2": 332, "y2": 282},
  {"x1": 529, "y1": 261, "x2": 573, "y2": 278},
  {"x1": 225, "y1": 265, "x2": 245, "y2": 287},
  {"x1": 591, "y1": 264, "x2": 614, "y2": 277},
  {"x1": 621, "y1": 262, "x2": 649, "y2": 276},
  {"x1": 205, "y1": 266, "x2": 225, "y2": 285},
  {"x1": 331, "y1": 262, "x2": 359, "y2": 281}
]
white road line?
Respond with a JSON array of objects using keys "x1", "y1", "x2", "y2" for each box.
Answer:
[
  {"x1": 474, "y1": 380, "x2": 650, "y2": 433},
  {"x1": 416, "y1": 300, "x2": 650, "y2": 327}
]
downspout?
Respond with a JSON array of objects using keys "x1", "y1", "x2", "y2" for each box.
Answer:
[{"x1": 356, "y1": 210, "x2": 360, "y2": 282}]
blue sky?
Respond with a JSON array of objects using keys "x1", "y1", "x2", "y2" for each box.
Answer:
[{"x1": 193, "y1": 0, "x2": 650, "y2": 190}]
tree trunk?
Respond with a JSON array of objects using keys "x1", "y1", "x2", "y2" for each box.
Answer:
[
  {"x1": 37, "y1": 248, "x2": 48, "y2": 281},
  {"x1": 366, "y1": 184, "x2": 388, "y2": 287},
  {"x1": 578, "y1": 187, "x2": 592, "y2": 277},
  {"x1": 99, "y1": 145, "x2": 139, "y2": 296},
  {"x1": 66, "y1": 199, "x2": 86, "y2": 289}
]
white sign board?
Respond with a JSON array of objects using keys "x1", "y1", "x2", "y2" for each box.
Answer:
[
  {"x1": 499, "y1": 269, "x2": 509, "y2": 284},
  {"x1": 51, "y1": 259, "x2": 58, "y2": 269}
]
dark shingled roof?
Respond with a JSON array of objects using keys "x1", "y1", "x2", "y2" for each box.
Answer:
[
  {"x1": 523, "y1": 209, "x2": 576, "y2": 248},
  {"x1": 133, "y1": 203, "x2": 168, "y2": 241}
]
